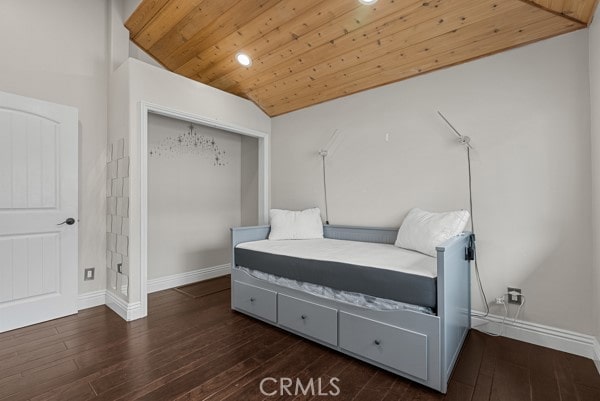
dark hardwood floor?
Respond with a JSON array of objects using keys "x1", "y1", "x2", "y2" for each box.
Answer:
[
  {"x1": 175, "y1": 276, "x2": 232, "y2": 299},
  {"x1": 1, "y1": 276, "x2": 599, "y2": 400}
]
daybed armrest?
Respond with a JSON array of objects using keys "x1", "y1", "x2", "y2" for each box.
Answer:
[
  {"x1": 231, "y1": 225, "x2": 270, "y2": 270},
  {"x1": 231, "y1": 225, "x2": 271, "y2": 248},
  {"x1": 435, "y1": 232, "x2": 474, "y2": 255}
]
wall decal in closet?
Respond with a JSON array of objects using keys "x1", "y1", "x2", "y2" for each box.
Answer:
[{"x1": 148, "y1": 123, "x2": 228, "y2": 166}]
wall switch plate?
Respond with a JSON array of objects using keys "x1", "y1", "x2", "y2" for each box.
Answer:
[
  {"x1": 84, "y1": 268, "x2": 95, "y2": 281},
  {"x1": 117, "y1": 263, "x2": 122, "y2": 274},
  {"x1": 507, "y1": 287, "x2": 522, "y2": 304}
]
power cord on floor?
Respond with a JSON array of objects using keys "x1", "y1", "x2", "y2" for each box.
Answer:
[{"x1": 472, "y1": 293, "x2": 526, "y2": 337}]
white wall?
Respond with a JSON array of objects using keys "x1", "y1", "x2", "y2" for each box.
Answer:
[
  {"x1": 272, "y1": 30, "x2": 593, "y2": 334},
  {"x1": 123, "y1": 0, "x2": 142, "y2": 22},
  {"x1": 147, "y1": 114, "x2": 242, "y2": 279},
  {"x1": 589, "y1": 6, "x2": 600, "y2": 344},
  {"x1": 0, "y1": 0, "x2": 109, "y2": 294},
  {"x1": 109, "y1": 0, "x2": 131, "y2": 72},
  {"x1": 109, "y1": 58, "x2": 270, "y2": 313},
  {"x1": 4, "y1": 0, "x2": 593, "y2": 336},
  {"x1": 241, "y1": 136, "x2": 260, "y2": 226},
  {"x1": 115, "y1": 0, "x2": 164, "y2": 70}
]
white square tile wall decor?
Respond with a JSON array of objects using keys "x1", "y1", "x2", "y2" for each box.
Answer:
[{"x1": 106, "y1": 138, "x2": 129, "y2": 300}]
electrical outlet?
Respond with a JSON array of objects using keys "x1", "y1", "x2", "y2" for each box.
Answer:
[
  {"x1": 84, "y1": 268, "x2": 95, "y2": 281},
  {"x1": 507, "y1": 287, "x2": 522, "y2": 304}
]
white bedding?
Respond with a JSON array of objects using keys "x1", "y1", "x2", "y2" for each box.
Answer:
[{"x1": 236, "y1": 238, "x2": 437, "y2": 278}]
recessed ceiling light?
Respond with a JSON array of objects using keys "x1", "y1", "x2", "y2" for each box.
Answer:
[
  {"x1": 359, "y1": 0, "x2": 378, "y2": 4},
  {"x1": 236, "y1": 52, "x2": 252, "y2": 67}
]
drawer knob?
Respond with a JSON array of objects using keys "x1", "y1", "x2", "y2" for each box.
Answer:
[
  {"x1": 374, "y1": 339, "x2": 382, "y2": 346},
  {"x1": 301, "y1": 314, "x2": 307, "y2": 320},
  {"x1": 250, "y1": 297, "x2": 255, "y2": 302}
]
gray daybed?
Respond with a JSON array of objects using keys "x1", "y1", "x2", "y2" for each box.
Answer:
[{"x1": 230, "y1": 224, "x2": 472, "y2": 393}]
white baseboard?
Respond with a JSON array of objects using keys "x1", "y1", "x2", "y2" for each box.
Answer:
[
  {"x1": 88, "y1": 276, "x2": 600, "y2": 375},
  {"x1": 105, "y1": 290, "x2": 144, "y2": 321},
  {"x1": 472, "y1": 312, "x2": 599, "y2": 361},
  {"x1": 82, "y1": 265, "x2": 230, "y2": 321},
  {"x1": 78, "y1": 290, "x2": 106, "y2": 310},
  {"x1": 109, "y1": 263, "x2": 232, "y2": 320},
  {"x1": 147, "y1": 264, "x2": 230, "y2": 294},
  {"x1": 593, "y1": 338, "x2": 600, "y2": 374}
]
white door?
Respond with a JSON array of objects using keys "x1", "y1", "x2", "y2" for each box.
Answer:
[{"x1": 0, "y1": 91, "x2": 78, "y2": 333}]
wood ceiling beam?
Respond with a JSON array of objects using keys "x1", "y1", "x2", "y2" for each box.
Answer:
[
  {"x1": 260, "y1": 8, "x2": 581, "y2": 116},
  {"x1": 243, "y1": 0, "x2": 519, "y2": 102}
]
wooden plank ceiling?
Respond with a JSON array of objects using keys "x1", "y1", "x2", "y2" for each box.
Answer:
[{"x1": 126, "y1": 0, "x2": 598, "y2": 117}]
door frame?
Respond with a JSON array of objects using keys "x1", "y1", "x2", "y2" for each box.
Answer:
[{"x1": 138, "y1": 101, "x2": 269, "y2": 317}]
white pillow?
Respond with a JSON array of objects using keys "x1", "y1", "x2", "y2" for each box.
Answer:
[
  {"x1": 394, "y1": 208, "x2": 470, "y2": 257},
  {"x1": 269, "y1": 208, "x2": 324, "y2": 240}
]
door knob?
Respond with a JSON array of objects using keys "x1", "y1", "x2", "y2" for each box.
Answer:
[{"x1": 58, "y1": 218, "x2": 76, "y2": 226}]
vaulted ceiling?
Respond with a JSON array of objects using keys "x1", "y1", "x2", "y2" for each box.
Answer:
[{"x1": 126, "y1": 0, "x2": 598, "y2": 117}]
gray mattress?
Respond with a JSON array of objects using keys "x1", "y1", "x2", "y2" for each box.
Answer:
[{"x1": 234, "y1": 247, "x2": 437, "y2": 309}]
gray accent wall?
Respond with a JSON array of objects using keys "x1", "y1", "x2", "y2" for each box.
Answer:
[{"x1": 271, "y1": 30, "x2": 594, "y2": 335}]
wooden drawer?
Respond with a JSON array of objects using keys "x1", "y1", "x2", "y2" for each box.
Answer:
[
  {"x1": 339, "y1": 311, "x2": 428, "y2": 381},
  {"x1": 278, "y1": 294, "x2": 338, "y2": 346},
  {"x1": 233, "y1": 281, "x2": 277, "y2": 323}
]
